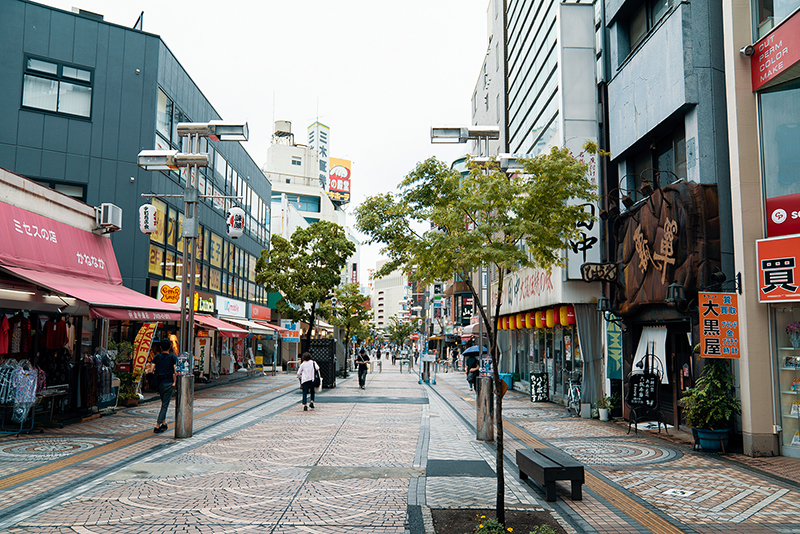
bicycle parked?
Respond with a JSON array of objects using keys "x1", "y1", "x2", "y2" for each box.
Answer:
[{"x1": 564, "y1": 369, "x2": 582, "y2": 416}]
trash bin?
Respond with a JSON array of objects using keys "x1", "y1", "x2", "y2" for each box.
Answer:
[{"x1": 499, "y1": 373, "x2": 513, "y2": 390}]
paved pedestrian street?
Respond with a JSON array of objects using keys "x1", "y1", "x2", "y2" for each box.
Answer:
[{"x1": 2, "y1": 362, "x2": 800, "y2": 533}]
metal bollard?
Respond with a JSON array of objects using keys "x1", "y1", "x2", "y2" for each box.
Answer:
[
  {"x1": 174, "y1": 374, "x2": 194, "y2": 439},
  {"x1": 476, "y1": 376, "x2": 494, "y2": 441}
]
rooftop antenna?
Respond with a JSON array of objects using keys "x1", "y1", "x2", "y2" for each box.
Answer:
[{"x1": 133, "y1": 11, "x2": 143, "y2": 30}]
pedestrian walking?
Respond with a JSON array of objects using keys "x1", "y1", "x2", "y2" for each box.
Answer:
[
  {"x1": 452, "y1": 348, "x2": 459, "y2": 371},
  {"x1": 152, "y1": 339, "x2": 178, "y2": 433},
  {"x1": 296, "y1": 352, "x2": 319, "y2": 411},
  {"x1": 356, "y1": 348, "x2": 370, "y2": 389},
  {"x1": 465, "y1": 351, "x2": 480, "y2": 392}
]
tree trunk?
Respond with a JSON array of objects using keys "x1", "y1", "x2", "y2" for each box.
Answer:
[{"x1": 465, "y1": 271, "x2": 505, "y2": 524}]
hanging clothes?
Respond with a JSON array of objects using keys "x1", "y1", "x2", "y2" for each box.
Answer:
[
  {"x1": 44, "y1": 318, "x2": 68, "y2": 351},
  {"x1": 11, "y1": 364, "x2": 37, "y2": 423},
  {"x1": 0, "y1": 316, "x2": 9, "y2": 356},
  {"x1": 8, "y1": 314, "x2": 31, "y2": 356},
  {"x1": 65, "y1": 320, "x2": 75, "y2": 354}
]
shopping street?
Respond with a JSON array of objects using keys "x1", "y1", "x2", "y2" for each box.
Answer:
[{"x1": 1, "y1": 360, "x2": 800, "y2": 533}]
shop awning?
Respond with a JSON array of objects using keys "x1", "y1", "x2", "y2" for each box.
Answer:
[
  {"x1": 194, "y1": 314, "x2": 248, "y2": 338},
  {"x1": 254, "y1": 321, "x2": 292, "y2": 335},
  {"x1": 0, "y1": 265, "x2": 181, "y2": 321},
  {"x1": 223, "y1": 317, "x2": 273, "y2": 336}
]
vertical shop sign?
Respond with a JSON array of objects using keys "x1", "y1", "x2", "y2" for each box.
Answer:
[
  {"x1": 698, "y1": 292, "x2": 741, "y2": 359},
  {"x1": 132, "y1": 322, "x2": 159, "y2": 374},
  {"x1": 606, "y1": 317, "x2": 623, "y2": 379}
]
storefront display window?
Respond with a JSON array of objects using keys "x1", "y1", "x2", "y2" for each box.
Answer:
[
  {"x1": 760, "y1": 81, "x2": 800, "y2": 200},
  {"x1": 773, "y1": 305, "x2": 800, "y2": 454},
  {"x1": 165, "y1": 251, "x2": 175, "y2": 279},
  {"x1": 755, "y1": 0, "x2": 800, "y2": 38},
  {"x1": 210, "y1": 269, "x2": 221, "y2": 292},
  {"x1": 148, "y1": 244, "x2": 164, "y2": 276}
]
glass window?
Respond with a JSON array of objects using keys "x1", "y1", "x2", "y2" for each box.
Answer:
[
  {"x1": 630, "y1": 4, "x2": 648, "y2": 49},
  {"x1": 156, "y1": 89, "x2": 172, "y2": 140},
  {"x1": 203, "y1": 229, "x2": 210, "y2": 262},
  {"x1": 210, "y1": 268, "x2": 221, "y2": 292},
  {"x1": 196, "y1": 224, "x2": 204, "y2": 262},
  {"x1": 175, "y1": 252, "x2": 183, "y2": 280},
  {"x1": 167, "y1": 207, "x2": 177, "y2": 248},
  {"x1": 202, "y1": 264, "x2": 209, "y2": 289},
  {"x1": 761, "y1": 82, "x2": 800, "y2": 201},
  {"x1": 177, "y1": 213, "x2": 184, "y2": 253},
  {"x1": 27, "y1": 58, "x2": 57, "y2": 75},
  {"x1": 291, "y1": 156, "x2": 302, "y2": 166},
  {"x1": 53, "y1": 183, "x2": 84, "y2": 199},
  {"x1": 149, "y1": 198, "x2": 167, "y2": 245},
  {"x1": 228, "y1": 243, "x2": 236, "y2": 274},
  {"x1": 195, "y1": 263, "x2": 202, "y2": 289},
  {"x1": 165, "y1": 251, "x2": 175, "y2": 279},
  {"x1": 210, "y1": 232, "x2": 223, "y2": 268},
  {"x1": 22, "y1": 57, "x2": 92, "y2": 118},
  {"x1": 148, "y1": 245, "x2": 164, "y2": 276}
]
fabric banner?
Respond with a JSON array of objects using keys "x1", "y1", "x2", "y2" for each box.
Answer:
[
  {"x1": 132, "y1": 322, "x2": 159, "y2": 374},
  {"x1": 606, "y1": 318, "x2": 623, "y2": 380},
  {"x1": 633, "y1": 326, "x2": 668, "y2": 384}
]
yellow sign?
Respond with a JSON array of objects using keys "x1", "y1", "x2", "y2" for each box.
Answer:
[{"x1": 132, "y1": 322, "x2": 159, "y2": 374}]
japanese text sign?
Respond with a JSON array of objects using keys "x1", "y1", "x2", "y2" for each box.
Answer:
[
  {"x1": 132, "y1": 322, "x2": 159, "y2": 374},
  {"x1": 757, "y1": 235, "x2": 800, "y2": 303},
  {"x1": 698, "y1": 292, "x2": 740, "y2": 359}
]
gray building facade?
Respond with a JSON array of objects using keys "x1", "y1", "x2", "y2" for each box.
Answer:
[{"x1": 0, "y1": 0, "x2": 271, "y2": 309}]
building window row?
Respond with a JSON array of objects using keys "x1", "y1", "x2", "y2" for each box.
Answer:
[
  {"x1": 22, "y1": 56, "x2": 92, "y2": 118},
  {"x1": 155, "y1": 87, "x2": 269, "y2": 247},
  {"x1": 146, "y1": 197, "x2": 266, "y2": 305}
]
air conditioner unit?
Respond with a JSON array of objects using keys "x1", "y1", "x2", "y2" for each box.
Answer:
[{"x1": 99, "y1": 203, "x2": 123, "y2": 231}]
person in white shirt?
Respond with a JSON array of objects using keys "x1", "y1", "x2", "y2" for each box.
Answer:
[{"x1": 296, "y1": 352, "x2": 319, "y2": 411}]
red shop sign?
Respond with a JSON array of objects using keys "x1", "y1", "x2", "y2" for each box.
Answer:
[{"x1": 751, "y1": 12, "x2": 800, "y2": 91}]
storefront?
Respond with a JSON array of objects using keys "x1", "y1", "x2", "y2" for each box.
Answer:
[
  {"x1": 0, "y1": 168, "x2": 180, "y2": 424},
  {"x1": 609, "y1": 180, "x2": 721, "y2": 427},
  {"x1": 193, "y1": 314, "x2": 247, "y2": 378},
  {"x1": 494, "y1": 263, "x2": 602, "y2": 405}
]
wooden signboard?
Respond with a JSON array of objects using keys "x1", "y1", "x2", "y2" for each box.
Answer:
[{"x1": 531, "y1": 372, "x2": 550, "y2": 402}]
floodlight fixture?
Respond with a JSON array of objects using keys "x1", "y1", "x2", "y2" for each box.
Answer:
[
  {"x1": 177, "y1": 121, "x2": 249, "y2": 141},
  {"x1": 137, "y1": 150, "x2": 208, "y2": 170},
  {"x1": 430, "y1": 125, "x2": 500, "y2": 144}
]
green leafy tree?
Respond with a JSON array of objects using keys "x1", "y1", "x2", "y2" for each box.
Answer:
[
  {"x1": 255, "y1": 220, "x2": 355, "y2": 344},
  {"x1": 355, "y1": 145, "x2": 597, "y2": 522},
  {"x1": 385, "y1": 316, "x2": 419, "y2": 348},
  {"x1": 323, "y1": 283, "x2": 372, "y2": 363}
]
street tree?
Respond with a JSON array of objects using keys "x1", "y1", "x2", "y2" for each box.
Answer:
[
  {"x1": 255, "y1": 220, "x2": 355, "y2": 345},
  {"x1": 385, "y1": 316, "x2": 419, "y2": 349},
  {"x1": 323, "y1": 283, "x2": 372, "y2": 364},
  {"x1": 354, "y1": 145, "x2": 597, "y2": 522}
]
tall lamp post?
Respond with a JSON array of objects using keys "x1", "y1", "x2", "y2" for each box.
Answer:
[
  {"x1": 137, "y1": 120, "x2": 248, "y2": 439},
  {"x1": 431, "y1": 125, "x2": 499, "y2": 441}
]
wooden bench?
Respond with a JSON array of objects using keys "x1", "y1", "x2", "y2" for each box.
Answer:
[{"x1": 516, "y1": 448, "x2": 584, "y2": 502}]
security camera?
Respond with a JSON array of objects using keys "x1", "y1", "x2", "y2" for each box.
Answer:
[{"x1": 740, "y1": 45, "x2": 755, "y2": 56}]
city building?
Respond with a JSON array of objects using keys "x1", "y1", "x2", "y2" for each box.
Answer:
[
  {"x1": 0, "y1": 0, "x2": 273, "y2": 377},
  {"x1": 601, "y1": 0, "x2": 735, "y2": 438},
  {"x1": 372, "y1": 260, "x2": 408, "y2": 331},
  {"x1": 722, "y1": 0, "x2": 800, "y2": 456},
  {"x1": 479, "y1": 0, "x2": 603, "y2": 402}
]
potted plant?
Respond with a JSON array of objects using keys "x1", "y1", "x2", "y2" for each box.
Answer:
[
  {"x1": 596, "y1": 394, "x2": 614, "y2": 421},
  {"x1": 681, "y1": 360, "x2": 741, "y2": 452},
  {"x1": 110, "y1": 340, "x2": 141, "y2": 407}
]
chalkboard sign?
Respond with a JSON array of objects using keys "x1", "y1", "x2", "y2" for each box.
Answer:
[
  {"x1": 531, "y1": 372, "x2": 550, "y2": 402},
  {"x1": 627, "y1": 372, "x2": 659, "y2": 407}
]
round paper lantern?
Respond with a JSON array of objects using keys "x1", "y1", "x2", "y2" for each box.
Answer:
[
  {"x1": 525, "y1": 311, "x2": 535, "y2": 329},
  {"x1": 516, "y1": 313, "x2": 524, "y2": 329},
  {"x1": 563, "y1": 305, "x2": 576, "y2": 325},
  {"x1": 546, "y1": 309, "x2": 555, "y2": 328},
  {"x1": 536, "y1": 311, "x2": 545, "y2": 329},
  {"x1": 553, "y1": 306, "x2": 560, "y2": 323},
  {"x1": 508, "y1": 315, "x2": 515, "y2": 330},
  {"x1": 500, "y1": 316, "x2": 507, "y2": 330}
]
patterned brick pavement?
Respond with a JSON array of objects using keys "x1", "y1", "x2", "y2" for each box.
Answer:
[{"x1": 5, "y1": 361, "x2": 800, "y2": 533}]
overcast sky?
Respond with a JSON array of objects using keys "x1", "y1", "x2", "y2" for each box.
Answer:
[{"x1": 43, "y1": 0, "x2": 490, "y2": 277}]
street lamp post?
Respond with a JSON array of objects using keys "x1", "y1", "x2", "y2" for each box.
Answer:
[
  {"x1": 430, "y1": 125, "x2": 499, "y2": 441},
  {"x1": 137, "y1": 121, "x2": 248, "y2": 439}
]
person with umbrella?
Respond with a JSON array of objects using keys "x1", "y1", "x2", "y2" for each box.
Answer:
[{"x1": 463, "y1": 345, "x2": 484, "y2": 392}]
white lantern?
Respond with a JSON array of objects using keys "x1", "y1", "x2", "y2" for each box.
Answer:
[
  {"x1": 138, "y1": 204, "x2": 157, "y2": 235},
  {"x1": 226, "y1": 206, "x2": 245, "y2": 238}
]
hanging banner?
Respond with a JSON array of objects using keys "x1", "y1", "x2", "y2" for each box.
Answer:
[
  {"x1": 132, "y1": 322, "x2": 159, "y2": 374},
  {"x1": 698, "y1": 292, "x2": 741, "y2": 358},
  {"x1": 606, "y1": 316, "x2": 623, "y2": 379}
]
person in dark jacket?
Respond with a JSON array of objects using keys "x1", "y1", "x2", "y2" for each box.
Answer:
[
  {"x1": 355, "y1": 348, "x2": 370, "y2": 389},
  {"x1": 152, "y1": 339, "x2": 177, "y2": 433}
]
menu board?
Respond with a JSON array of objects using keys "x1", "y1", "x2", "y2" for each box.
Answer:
[
  {"x1": 531, "y1": 372, "x2": 550, "y2": 402},
  {"x1": 627, "y1": 372, "x2": 659, "y2": 407}
]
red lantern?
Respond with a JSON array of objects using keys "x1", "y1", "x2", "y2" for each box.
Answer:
[
  {"x1": 525, "y1": 311, "x2": 535, "y2": 329},
  {"x1": 564, "y1": 305, "x2": 576, "y2": 325},
  {"x1": 536, "y1": 311, "x2": 545, "y2": 329}
]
